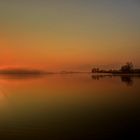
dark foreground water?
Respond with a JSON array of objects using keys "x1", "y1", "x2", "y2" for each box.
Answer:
[{"x1": 0, "y1": 74, "x2": 140, "y2": 140}]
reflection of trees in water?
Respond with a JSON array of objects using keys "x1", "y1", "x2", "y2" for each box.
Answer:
[
  {"x1": 121, "y1": 76, "x2": 133, "y2": 86},
  {"x1": 91, "y1": 75, "x2": 112, "y2": 80},
  {"x1": 91, "y1": 74, "x2": 136, "y2": 86}
]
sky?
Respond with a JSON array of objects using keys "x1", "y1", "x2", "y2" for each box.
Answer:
[{"x1": 0, "y1": 0, "x2": 140, "y2": 71}]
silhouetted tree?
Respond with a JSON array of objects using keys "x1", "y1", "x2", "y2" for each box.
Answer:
[
  {"x1": 120, "y1": 62, "x2": 134, "y2": 73},
  {"x1": 92, "y1": 68, "x2": 99, "y2": 73}
]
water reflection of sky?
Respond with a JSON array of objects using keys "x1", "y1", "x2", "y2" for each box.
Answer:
[
  {"x1": 0, "y1": 74, "x2": 139, "y2": 108},
  {"x1": 0, "y1": 74, "x2": 140, "y2": 139}
]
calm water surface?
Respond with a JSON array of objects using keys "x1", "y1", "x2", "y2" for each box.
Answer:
[{"x1": 0, "y1": 74, "x2": 140, "y2": 139}]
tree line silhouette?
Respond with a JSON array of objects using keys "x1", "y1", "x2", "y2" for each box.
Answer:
[{"x1": 92, "y1": 62, "x2": 140, "y2": 74}]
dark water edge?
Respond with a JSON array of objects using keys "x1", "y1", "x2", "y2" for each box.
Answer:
[{"x1": 0, "y1": 106, "x2": 140, "y2": 140}]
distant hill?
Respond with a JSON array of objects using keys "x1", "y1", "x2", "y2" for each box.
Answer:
[{"x1": 0, "y1": 69, "x2": 46, "y2": 75}]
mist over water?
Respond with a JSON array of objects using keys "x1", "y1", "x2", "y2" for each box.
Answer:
[{"x1": 0, "y1": 74, "x2": 140, "y2": 139}]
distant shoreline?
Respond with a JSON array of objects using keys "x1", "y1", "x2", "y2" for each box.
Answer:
[
  {"x1": 0, "y1": 67, "x2": 140, "y2": 76},
  {"x1": 0, "y1": 71, "x2": 140, "y2": 76},
  {"x1": 0, "y1": 69, "x2": 47, "y2": 75},
  {"x1": 92, "y1": 71, "x2": 140, "y2": 75}
]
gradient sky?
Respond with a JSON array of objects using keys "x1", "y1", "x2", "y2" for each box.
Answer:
[{"x1": 0, "y1": 0, "x2": 140, "y2": 71}]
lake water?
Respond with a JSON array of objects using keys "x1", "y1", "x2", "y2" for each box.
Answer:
[{"x1": 0, "y1": 74, "x2": 140, "y2": 139}]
